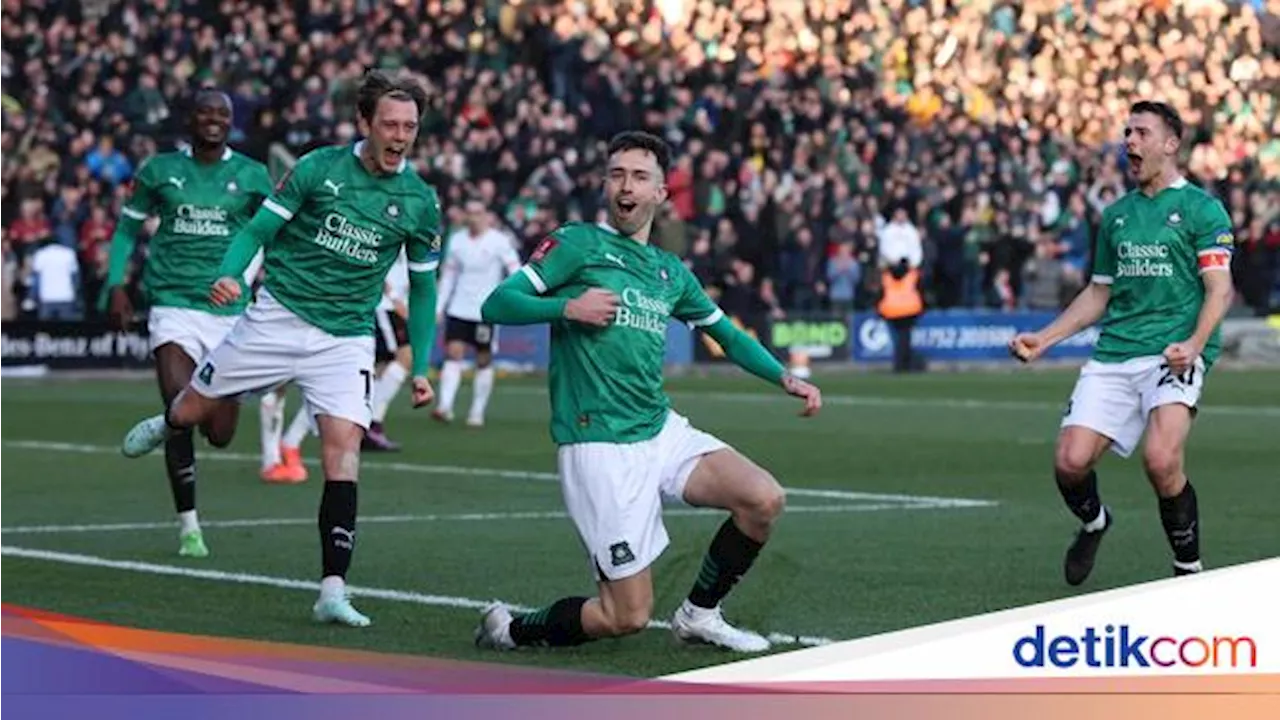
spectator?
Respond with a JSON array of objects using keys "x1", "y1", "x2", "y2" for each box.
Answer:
[
  {"x1": 878, "y1": 207, "x2": 923, "y2": 270},
  {"x1": 0, "y1": 0, "x2": 1275, "y2": 322},
  {"x1": 28, "y1": 237, "x2": 80, "y2": 321}
]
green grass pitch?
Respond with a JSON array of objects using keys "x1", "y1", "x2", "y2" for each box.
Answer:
[{"x1": 2, "y1": 369, "x2": 1277, "y2": 677}]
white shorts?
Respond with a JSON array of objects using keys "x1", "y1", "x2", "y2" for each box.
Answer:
[
  {"x1": 558, "y1": 411, "x2": 729, "y2": 582},
  {"x1": 190, "y1": 289, "x2": 376, "y2": 429},
  {"x1": 148, "y1": 306, "x2": 239, "y2": 364},
  {"x1": 1062, "y1": 355, "x2": 1207, "y2": 458}
]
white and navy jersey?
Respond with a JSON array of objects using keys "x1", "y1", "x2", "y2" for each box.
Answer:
[
  {"x1": 377, "y1": 246, "x2": 410, "y2": 312},
  {"x1": 438, "y1": 227, "x2": 520, "y2": 322}
]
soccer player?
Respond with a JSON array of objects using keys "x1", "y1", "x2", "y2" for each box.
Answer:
[
  {"x1": 473, "y1": 131, "x2": 822, "y2": 653},
  {"x1": 102, "y1": 89, "x2": 273, "y2": 558},
  {"x1": 119, "y1": 71, "x2": 443, "y2": 627},
  {"x1": 1010, "y1": 101, "x2": 1235, "y2": 585},
  {"x1": 433, "y1": 199, "x2": 521, "y2": 427},
  {"x1": 364, "y1": 248, "x2": 412, "y2": 450},
  {"x1": 259, "y1": 386, "x2": 312, "y2": 483}
]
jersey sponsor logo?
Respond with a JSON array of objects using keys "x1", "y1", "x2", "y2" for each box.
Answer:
[
  {"x1": 1115, "y1": 241, "x2": 1174, "y2": 278},
  {"x1": 172, "y1": 204, "x2": 231, "y2": 236},
  {"x1": 614, "y1": 287, "x2": 671, "y2": 336},
  {"x1": 313, "y1": 212, "x2": 382, "y2": 265},
  {"x1": 530, "y1": 236, "x2": 558, "y2": 262}
]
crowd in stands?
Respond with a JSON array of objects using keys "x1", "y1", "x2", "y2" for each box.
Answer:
[{"x1": 3, "y1": 0, "x2": 1278, "y2": 325}]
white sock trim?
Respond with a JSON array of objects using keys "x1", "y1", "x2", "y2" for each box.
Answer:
[
  {"x1": 179, "y1": 510, "x2": 200, "y2": 535},
  {"x1": 320, "y1": 575, "x2": 346, "y2": 599},
  {"x1": 1082, "y1": 506, "x2": 1107, "y2": 533},
  {"x1": 1173, "y1": 559, "x2": 1203, "y2": 572}
]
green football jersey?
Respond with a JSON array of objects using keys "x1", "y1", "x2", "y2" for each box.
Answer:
[
  {"x1": 122, "y1": 147, "x2": 273, "y2": 314},
  {"x1": 1091, "y1": 178, "x2": 1234, "y2": 367},
  {"x1": 523, "y1": 222, "x2": 723, "y2": 445},
  {"x1": 259, "y1": 142, "x2": 443, "y2": 337}
]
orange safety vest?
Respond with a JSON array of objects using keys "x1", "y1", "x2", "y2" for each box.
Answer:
[{"x1": 878, "y1": 268, "x2": 923, "y2": 319}]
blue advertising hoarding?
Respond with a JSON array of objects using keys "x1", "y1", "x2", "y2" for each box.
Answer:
[{"x1": 851, "y1": 311, "x2": 1099, "y2": 362}]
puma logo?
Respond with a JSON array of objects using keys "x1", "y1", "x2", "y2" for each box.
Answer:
[
  {"x1": 323, "y1": 179, "x2": 344, "y2": 197},
  {"x1": 330, "y1": 527, "x2": 355, "y2": 549},
  {"x1": 167, "y1": 176, "x2": 186, "y2": 190},
  {"x1": 604, "y1": 253, "x2": 626, "y2": 268}
]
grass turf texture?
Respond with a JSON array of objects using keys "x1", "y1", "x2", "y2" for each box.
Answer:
[{"x1": 2, "y1": 369, "x2": 1277, "y2": 677}]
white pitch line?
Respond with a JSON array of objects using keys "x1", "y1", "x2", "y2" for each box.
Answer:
[
  {"x1": 500, "y1": 385, "x2": 1280, "y2": 418},
  {"x1": 0, "y1": 545, "x2": 835, "y2": 648},
  {"x1": 0, "y1": 502, "x2": 946, "y2": 536},
  {"x1": 1, "y1": 440, "x2": 997, "y2": 509}
]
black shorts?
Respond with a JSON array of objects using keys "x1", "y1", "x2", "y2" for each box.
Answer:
[
  {"x1": 374, "y1": 307, "x2": 409, "y2": 363},
  {"x1": 444, "y1": 316, "x2": 497, "y2": 353}
]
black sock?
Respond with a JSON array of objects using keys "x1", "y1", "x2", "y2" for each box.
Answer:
[
  {"x1": 1057, "y1": 469, "x2": 1103, "y2": 526},
  {"x1": 1159, "y1": 481, "x2": 1199, "y2": 564},
  {"x1": 319, "y1": 481, "x2": 357, "y2": 579},
  {"x1": 509, "y1": 596, "x2": 590, "y2": 647},
  {"x1": 687, "y1": 518, "x2": 764, "y2": 609},
  {"x1": 164, "y1": 429, "x2": 196, "y2": 514}
]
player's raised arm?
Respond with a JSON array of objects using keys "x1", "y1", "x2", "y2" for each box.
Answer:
[
  {"x1": 407, "y1": 193, "x2": 443, "y2": 407},
  {"x1": 674, "y1": 264, "x2": 822, "y2": 416},
  {"x1": 481, "y1": 233, "x2": 617, "y2": 326}
]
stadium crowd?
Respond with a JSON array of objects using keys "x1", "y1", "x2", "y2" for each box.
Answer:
[{"x1": 3, "y1": 0, "x2": 1278, "y2": 325}]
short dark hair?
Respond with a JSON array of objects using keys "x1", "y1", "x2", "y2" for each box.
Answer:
[
  {"x1": 1130, "y1": 101, "x2": 1184, "y2": 141},
  {"x1": 607, "y1": 131, "x2": 671, "y2": 175},
  {"x1": 356, "y1": 69, "x2": 428, "y2": 122}
]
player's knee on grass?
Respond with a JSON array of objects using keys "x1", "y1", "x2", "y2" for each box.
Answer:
[
  {"x1": 200, "y1": 401, "x2": 240, "y2": 448},
  {"x1": 598, "y1": 595, "x2": 652, "y2": 637},
  {"x1": 594, "y1": 572, "x2": 654, "y2": 638},
  {"x1": 608, "y1": 606, "x2": 651, "y2": 636}
]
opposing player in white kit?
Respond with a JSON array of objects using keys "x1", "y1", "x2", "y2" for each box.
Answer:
[
  {"x1": 259, "y1": 386, "x2": 314, "y2": 483},
  {"x1": 1010, "y1": 101, "x2": 1235, "y2": 585},
  {"x1": 119, "y1": 71, "x2": 443, "y2": 627},
  {"x1": 364, "y1": 247, "x2": 413, "y2": 450},
  {"x1": 102, "y1": 89, "x2": 273, "y2": 558},
  {"x1": 433, "y1": 199, "x2": 521, "y2": 427}
]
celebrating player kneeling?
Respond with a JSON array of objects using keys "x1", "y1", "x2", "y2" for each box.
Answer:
[
  {"x1": 1009, "y1": 101, "x2": 1235, "y2": 585},
  {"x1": 473, "y1": 131, "x2": 821, "y2": 654},
  {"x1": 119, "y1": 70, "x2": 443, "y2": 627}
]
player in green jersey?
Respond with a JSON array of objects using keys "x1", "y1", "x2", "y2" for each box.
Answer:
[
  {"x1": 118, "y1": 71, "x2": 444, "y2": 628},
  {"x1": 472, "y1": 131, "x2": 823, "y2": 654},
  {"x1": 1010, "y1": 101, "x2": 1235, "y2": 585},
  {"x1": 102, "y1": 89, "x2": 274, "y2": 559}
]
